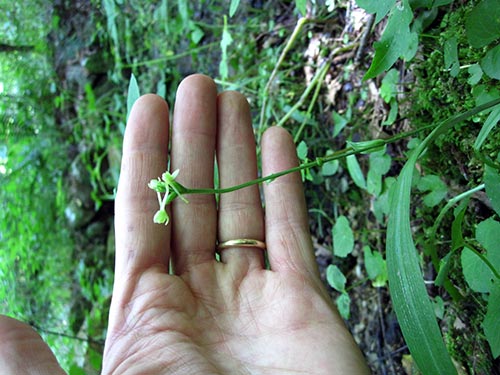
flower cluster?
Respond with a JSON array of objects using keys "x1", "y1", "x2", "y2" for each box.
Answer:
[{"x1": 148, "y1": 169, "x2": 188, "y2": 225}]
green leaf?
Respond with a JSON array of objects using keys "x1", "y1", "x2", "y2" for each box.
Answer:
[
  {"x1": 367, "y1": 148, "x2": 391, "y2": 196},
  {"x1": 461, "y1": 247, "x2": 494, "y2": 293},
  {"x1": 333, "y1": 215, "x2": 354, "y2": 258},
  {"x1": 346, "y1": 154, "x2": 367, "y2": 189},
  {"x1": 229, "y1": 0, "x2": 240, "y2": 17},
  {"x1": 444, "y1": 37, "x2": 460, "y2": 77},
  {"x1": 296, "y1": 140, "x2": 308, "y2": 160},
  {"x1": 295, "y1": 0, "x2": 307, "y2": 15},
  {"x1": 332, "y1": 111, "x2": 349, "y2": 137},
  {"x1": 467, "y1": 63, "x2": 483, "y2": 85},
  {"x1": 387, "y1": 106, "x2": 467, "y2": 374},
  {"x1": 321, "y1": 159, "x2": 339, "y2": 177},
  {"x1": 465, "y1": 0, "x2": 500, "y2": 48},
  {"x1": 380, "y1": 69, "x2": 399, "y2": 103},
  {"x1": 356, "y1": 0, "x2": 395, "y2": 23},
  {"x1": 484, "y1": 165, "x2": 500, "y2": 216},
  {"x1": 474, "y1": 105, "x2": 500, "y2": 150},
  {"x1": 483, "y1": 282, "x2": 500, "y2": 358},
  {"x1": 326, "y1": 264, "x2": 346, "y2": 292},
  {"x1": 417, "y1": 174, "x2": 448, "y2": 207},
  {"x1": 481, "y1": 44, "x2": 500, "y2": 80},
  {"x1": 476, "y1": 218, "x2": 500, "y2": 272},
  {"x1": 127, "y1": 74, "x2": 140, "y2": 121},
  {"x1": 347, "y1": 139, "x2": 386, "y2": 153},
  {"x1": 363, "y1": 246, "x2": 387, "y2": 287},
  {"x1": 219, "y1": 16, "x2": 233, "y2": 79},
  {"x1": 335, "y1": 292, "x2": 351, "y2": 319},
  {"x1": 364, "y1": 0, "x2": 418, "y2": 79},
  {"x1": 433, "y1": 296, "x2": 445, "y2": 320}
]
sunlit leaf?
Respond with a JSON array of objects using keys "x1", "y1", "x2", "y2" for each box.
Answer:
[
  {"x1": 296, "y1": 140, "x2": 308, "y2": 160},
  {"x1": 295, "y1": 0, "x2": 307, "y2": 15},
  {"x1": 363, "y1": 246, "x2": 387, "y2": 287},
  {"x1": 335, "y1": 292, "x2": 351, "y2": 319}
]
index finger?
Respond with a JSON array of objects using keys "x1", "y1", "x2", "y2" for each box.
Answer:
[{"x1": 114, "y1": 94, "x2": 170, "y2": 278}]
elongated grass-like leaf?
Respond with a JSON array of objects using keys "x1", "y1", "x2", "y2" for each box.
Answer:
[
  {"x1": 127, "y1": 74, "x2": 140, "y2": 121},
  {"x1": 387, "y1": 98, "x2": 500, "y2": 375}
]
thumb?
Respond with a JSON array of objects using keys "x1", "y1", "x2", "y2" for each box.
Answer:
[{"x1": 0, "y1": 315, "x2": 66, "y2": 375}]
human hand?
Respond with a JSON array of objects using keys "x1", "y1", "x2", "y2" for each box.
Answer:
[{"x1": 0, "y1": 74, "x2": 369, "y2": 374}]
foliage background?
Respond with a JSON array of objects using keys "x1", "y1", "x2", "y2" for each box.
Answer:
[{"x1": 1, "y1": 0, "x2": 499, "y2": 374}]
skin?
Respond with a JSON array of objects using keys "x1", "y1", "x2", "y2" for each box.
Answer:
[{"x1": 0, "y1": 74, "x2": 370, "y2": 374}]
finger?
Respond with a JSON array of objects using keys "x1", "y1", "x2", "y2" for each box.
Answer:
[
  {"x1": 170, "y1": 74, "x2": 218, "y2": 274},
  {"x1": 262, "y1": 127, "x2": 319, "y2": 278},
  {"x1": 217, "y1": 91, "x2": 265, "y2": 270},
  {"x1": 0, "y1": 315, "x2": 65, "y2": 375},
  {"x1": 114, "y1": 94, "x2": 170, "y2": 278}
]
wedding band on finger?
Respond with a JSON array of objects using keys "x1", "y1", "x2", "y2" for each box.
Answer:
[{"x1": 217, "y1": 239, "x2": 266, "y2": 251}]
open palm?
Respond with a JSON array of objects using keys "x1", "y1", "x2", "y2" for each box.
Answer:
[{"x1": 0, "y1": 75, "x2": 368, "y2": 374}]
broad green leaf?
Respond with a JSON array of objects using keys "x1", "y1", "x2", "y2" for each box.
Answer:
[
  {"x1": 485, "y1": 165, "x2": 500, "y2": 216},
  {"x1": 461, "y1": 247, "x2": 494, "y2": 293},
  {"x1": 295, "y1": 0, "x2": 307, "y2": 15},
  {"x1": 356, "y1": 0, "x2": 395, "y2": 23},
  {"x1": 364, "y1": 0, "x2": 418, "y2": 79},
  {"x1": 467, "y1": 63, "x2": 483, "y2": 85},
  {"x1": 127, "y1": 74, "x2": 140, "y2": 121},
  {"x1": 229, "y1": 0, "x2": 240, "y2": 17},
  {"x1": 373, "y1": 177, "x2": 396, "y2": 222},
  {"x1": 444, "y1": 37, "x2": 459, "y2": 77},
  {"x1": 380, "y1": 69, "x2": 399, "y2": 103},
  {"x1": 363, "y1": 246, "x2": 387, "y2": 287},
  {"x1": 367, "y1": 149, "x2": 391, "y2": 196},
  {"x1": 433, "y1": 296, "x2": 445, "y2": 320},
  {"x1": 481, "y1": 44, "x2": 500, "y2": 80},
  {"x1": 177, "y1": 0, "x2": 189, "y2": 22},
  {"x1": 326, "y1": 264, "x2": 346, "y2": 292},
  {"x1": 346, "y1": 154, "x2": 367, "y2": 189},
  {"x1": 336, "y1": 292, "x2": 351, "y2": 319},
  {"x1": 296, "y1": 140, "x2": 308, "y2": 160},
  {"x1": 321, "y1": 159, "x2": 339, "y2": 176},
  {"x1": 333, "y1": 215, "x2": 354, "y2": 258},
  {"x1": 483, "y1": 282, "x2": 500, "y2": 358},
  {"x1": 476, "y1": 218, "x2": 500, "y2": 271},
  {"x1": 417, "y1": 174, "x2": 448, "y2": 207},
  {"x1": 465, "y1": 0, "x2": 500, "y2": 48}
]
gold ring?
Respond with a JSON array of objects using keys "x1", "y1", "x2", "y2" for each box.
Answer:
[{"x1": 217, "y1": 239, "x2": 266, "y2": 251}]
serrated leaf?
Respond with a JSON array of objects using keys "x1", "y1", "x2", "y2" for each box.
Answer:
[
  {"x1": 481, "y1": 44, "x2": 500, "y2": 80},
  {"x1": 465, "y1": 0, "x2": 500, "y2": 48},
  {"x1": 346, "y1": 154, "x2": 367, "y2": 189},
  {"x1": 336, "y1": 292, "x2": 351, "y2": 319},
  {"x1": 229, "y1": 0, "x2": 240, "y2": 17},
  {"x1": 364, "y1": 0, "x2": 418, "y2": 79},
  {"x1": 326, "y1": 264, "x2": 346, "y2": 292},
  {"x1": 483, "y1": 282, "x2": 500, "y2": 358},
  {"x1": 127, "y1": 74, "x2": 140, "y2": 121},
  {"x1": 356, "y1": 0, "x2": 395, "y2": 23},
  {"x1": 333, "y1": 215, "x2": 354, "y2": 258},
  {"x1": 485, "y1": 165, "x2": 500, "y2": 216}
]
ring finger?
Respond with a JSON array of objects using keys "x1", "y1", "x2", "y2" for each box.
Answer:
[{"x1": 216, "y1": 91, "x2": 265, "y2": 271}]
